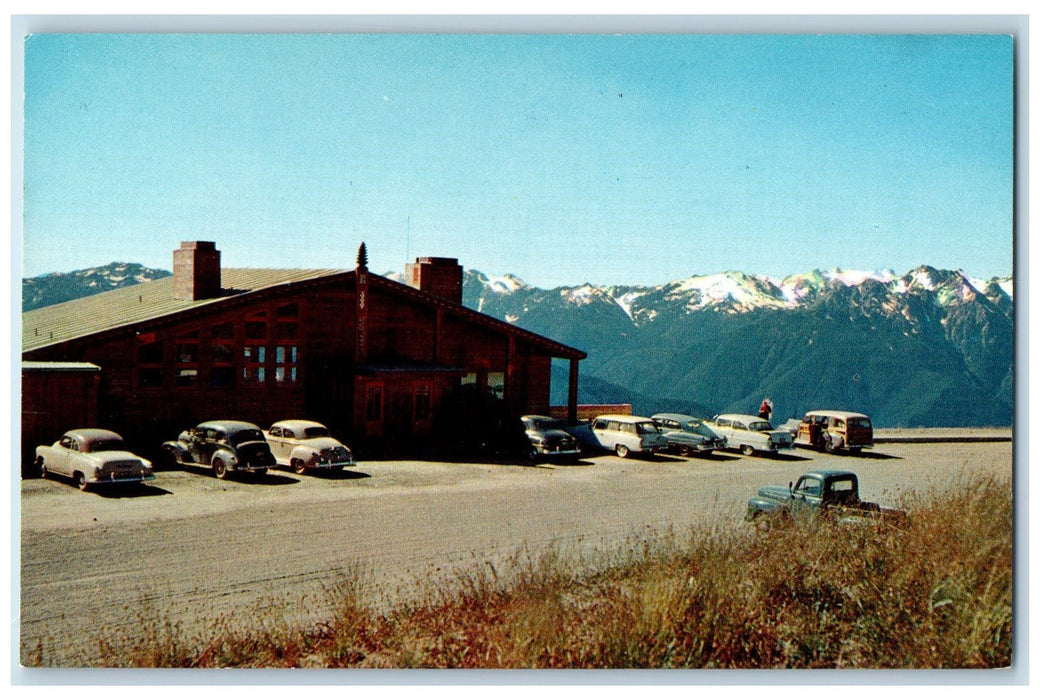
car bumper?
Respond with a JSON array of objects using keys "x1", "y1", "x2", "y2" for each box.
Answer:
[
  {"x1": 91, "y1": 473, "x2": 156, "y2": 485},
  {"x1": 532, "y1": 448, "x2": 581, "y2": 460},
  {"x1": 234, "y1": 462, "x2": 274, "y2": 472},
  {"x1": 310, "y1": 459, "x2": 356, "y2": 469}
]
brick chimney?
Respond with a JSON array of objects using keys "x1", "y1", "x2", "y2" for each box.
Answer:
[
  {"x1": 173, "y1": 241, "x2": 221, "y2": 301},
  {"x1": 405, "y1": 257, "x2": 463, "y2": 304}
]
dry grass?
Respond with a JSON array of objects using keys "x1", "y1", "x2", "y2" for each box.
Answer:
[{"x1": 66, "y1": 475, "x2": 1011, "y2": 669}]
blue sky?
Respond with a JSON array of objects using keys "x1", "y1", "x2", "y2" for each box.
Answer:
[{"x1": 20, "y1": 32, "x2": 1014, "y2": 287}]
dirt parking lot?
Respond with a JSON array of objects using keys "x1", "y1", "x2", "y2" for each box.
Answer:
[{"x1": 20, "y1": 434, "x2": 1013, "y2": 666}]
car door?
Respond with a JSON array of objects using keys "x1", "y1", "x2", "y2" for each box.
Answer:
[
  {"x1": 53, "y1": 434, "x2": 76, "y2": 478},
  {"x1": 791, "y1": 475, "x2": 823, "y2": 513},
  {"x1": 266, "y1": 426, "x2": 289, "y2": 463}
]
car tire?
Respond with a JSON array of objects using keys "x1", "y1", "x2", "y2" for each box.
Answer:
[
  {"x1": 741, "y1": 444, "x2": 755, "y2": 456},
  {"x1": 615, "y1": 444, "x2": 630, "y2": 458},
  {"x1": 292, "y1": 458, "x2": 307, "y2": 475},
  {"x1": 76, "y1": 472, "x2": 89, "y2": 491},
  {"x1": 213, "y1": 458, "x2": 228, "y2": 480},
  {"x1": 254, "y1": 469, "x2": 268, "y2": 479},
  {"x1": 679, "y1": 445, "x2": 692, "y2": 457},
  {"x1": 36, "y1": 457, "x2": 47, "y2": 480},
  {"x1": 824, "y1": 439, "x2": 837, "y2": 454}
]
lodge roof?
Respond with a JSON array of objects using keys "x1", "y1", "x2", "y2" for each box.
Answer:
[{"x1": 21, "y1": 267, "x2": 586, "y2": 360}]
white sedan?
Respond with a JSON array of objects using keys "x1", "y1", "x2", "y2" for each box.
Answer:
[
  {"x1": 264, "y1": 420, "x2": 356, "y2": 474},
  {"x1": 35, "y1": 428, "x2": 155, "y2": 490}
]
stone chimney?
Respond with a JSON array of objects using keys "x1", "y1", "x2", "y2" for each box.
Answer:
[
  {"x1": 405, "y1": 257, "x2": 463, "y2": 304},
  {"x1": 173, "y1": 241, "x2": 221, "y2": 301}
]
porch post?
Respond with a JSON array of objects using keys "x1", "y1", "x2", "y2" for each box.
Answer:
[{"x1": 568, "y1": 358, "x2": 579, "y2": 424}]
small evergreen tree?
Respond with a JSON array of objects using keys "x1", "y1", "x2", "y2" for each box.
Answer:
[{"x1": 356, "y1": 242, "x2": 368, "y2": 268}]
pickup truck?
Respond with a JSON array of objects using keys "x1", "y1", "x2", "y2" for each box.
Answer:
[{"x1": 745, "y1": 469, "x2": 901, "y2": 522}]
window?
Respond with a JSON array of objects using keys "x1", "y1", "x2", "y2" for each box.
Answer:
[
  {"x1": 211, "y1": 321, "x2": 234, "y2": 363},
  {"x1": 139, "y1": 339, "x2": 163, "y2": 364},
  {"x1": 365, "y1": 385, "x2": 383, "y2": 422},
  {"x1": 487, "y1": 372, "x2": 505, "y2": 399},
  {"x1": 139, "y1": 367, "x2": 164, "y2": 388},
  {"x1": 243, "y1": 345, "x2": 266, "y2": 384},
  {"x1": 244, "y1": 311, "x2": 268, "y2": 341},
  {"x1": 276, "y1": 303, "x2": 299, "y2": 338},
  {"x1": 138, "y1": 336, "x2": 164, "y2": 388},
  {"x1": 274, "y1": 345, "x2": 298, "y2": 384},
  {"x1": 797, "y1": 477, "x2": 822, "y2": 497},
  {"x1": 175, "y1": 336, "x2": 201, "y2": 387},
  {"x1": 414, "y1": 384, "x2": 431, "y2": 422}
]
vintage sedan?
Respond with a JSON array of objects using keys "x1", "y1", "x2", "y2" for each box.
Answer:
[
  {"x1": 651, "y1": 413, "x2": 727, "y2": 456},
  {"x1": 264, "y1": 420, "x2": 356, "y2": 474},
  {"x1": 163, "y1": 420, "x2": 276, "y2": 479},
  {"x1": 710, "y1": 413, "x2": 795, "y2": 456},
  {"x1": 520, "y1": 415, "x2": 582, "y2": 462},
  {"x1": 35, "y1": 428, "x2": 155, "y2": 490}
]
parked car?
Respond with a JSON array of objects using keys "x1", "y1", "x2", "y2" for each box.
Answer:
[
  {"x1": 795, "y1": 410, "x2": 874, "y2": 453},
  {"x1": 264, "y1": 420, "x2": 356, "y2": 474},
  {"x1": 779, "y1": 418, "x2": 802, "y2": 439},
  {"x1": 710, "y1": 413, "x2": 794, "y2": 456},
  {"x1": 589, "y1": 414, "x2": 667, "y2": 458},
  {"x1": 520, "y1": 415, "x2": 582, "y2": 462},
  {"x1": 745, "y1": 469, "x2": 903, "y2": 523},
  {"x1": 35, "y1": 428, "x2": 155, "y2": 491},
  {"x1": 651, "y1": 413, "x2": 726, "y2": 456},
  {"x1": 163, "y1": 420, "x2": 276, "y2": 479}
]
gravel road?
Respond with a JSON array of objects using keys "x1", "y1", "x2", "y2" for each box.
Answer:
[{"x1": 19, "y1": 436, "x2": 1013, "y2": 666}]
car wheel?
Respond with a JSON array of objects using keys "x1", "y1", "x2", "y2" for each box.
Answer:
[
  {"x1": 213, "y1": 458, "x2": 228, "y2": 479},
  {"x1": 679, "y1": 445, "x2": 692, "y2": 457},
  {"x1": 36, "y1": 457, "x2": 47, "y2": 479},
  {"x1": 76, "y1": 472, "x2": 89, "y2": 491},
  {"x1": 254, "y1": 469, "x2": 268, "y2": 479},
  {"x1": 824, "y1": 439, "x2": 837, "y2": 454},
  {"x1": 292, "y1": 458, "x2": 307, "y2": 475},
  {"x1": 849, "y1": 446, "x2": 863, "y2": 454},
  {"x1": 741, "y1": 444, "x2": 755, "y2": 456},
  {"x1": 615, "y1": 444, "x2": 630, "y2": 458}
]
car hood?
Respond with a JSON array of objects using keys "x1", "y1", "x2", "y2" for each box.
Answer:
[{"x1": 756, "y1": 485, "x2": 793, "y2": 501}]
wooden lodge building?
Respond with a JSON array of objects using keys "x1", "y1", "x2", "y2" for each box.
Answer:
[{"x1": 21, "y1": 241, "x2": 586, "y2": 462}]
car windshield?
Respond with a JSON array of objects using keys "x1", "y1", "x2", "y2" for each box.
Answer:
[
  {"x1": 87, "y1": 438, "x2": 124, "y2": 452},
  {"x1": 749, "y1": 421, "x2": 773, "y2": 432},
  {"x1": 229, "y1": 429, "x2": 265, "y2": 446},
  {"x1": 303, "y1": 427, "x2": 330, "y2": 438},
  {"x1": 636, "y1": 422, "x2": 661, "y2": 435}
]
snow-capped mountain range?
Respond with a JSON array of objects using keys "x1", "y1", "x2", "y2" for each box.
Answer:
[
  {"x1": 462, "y1": 266, "x2": 1014, "y2": 428},
  {"x1": 470, "y1": 266, "x2": 1013, "y2": 320},
  {"x1": 22, "y1": 262, "x2": 171, "y2": 311}
]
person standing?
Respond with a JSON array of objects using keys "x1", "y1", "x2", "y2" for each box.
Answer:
[{"x1": 758, "y1": 397, "x2": 773, "y2": 421}]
